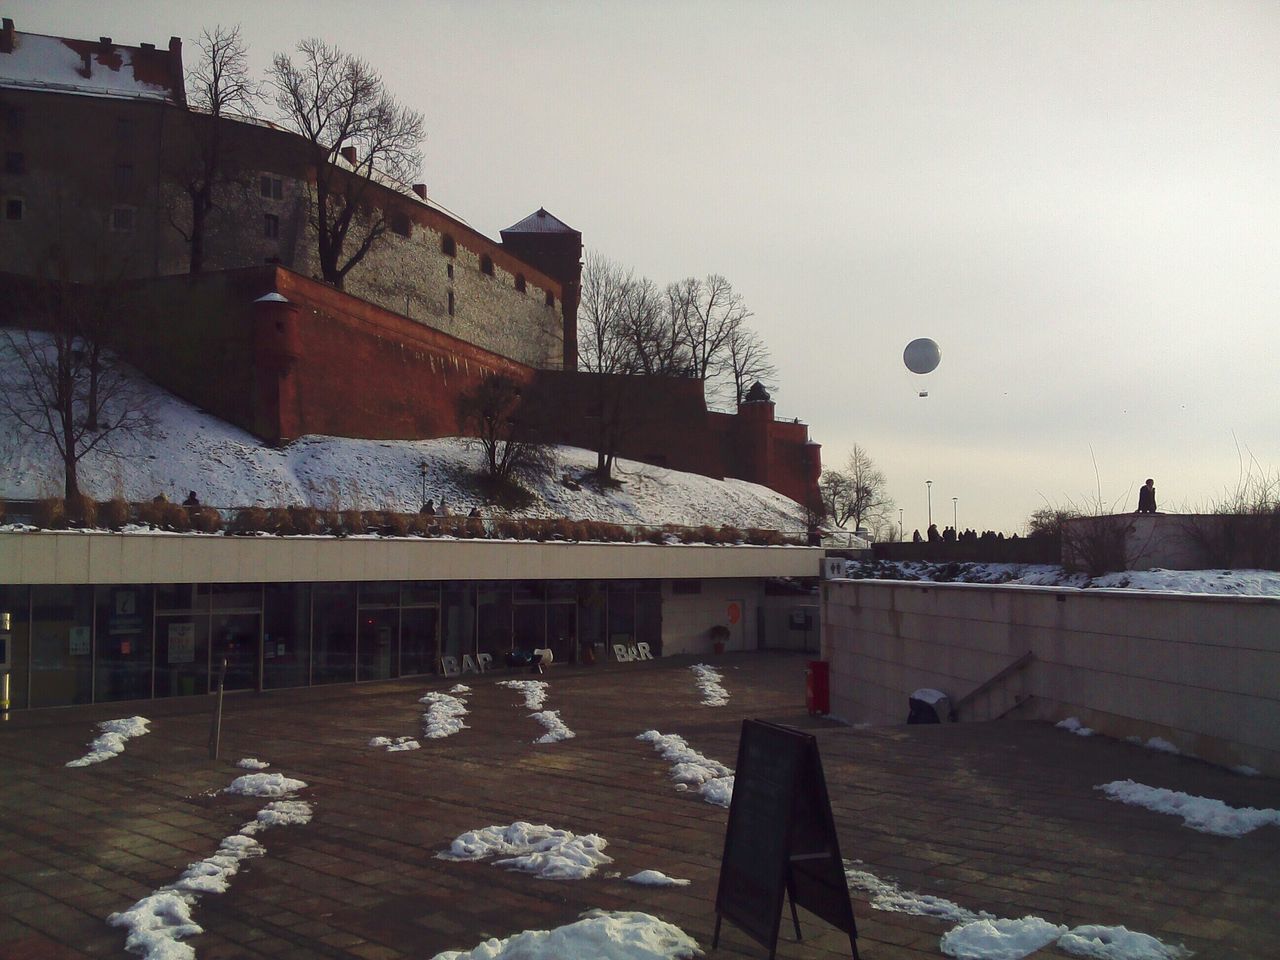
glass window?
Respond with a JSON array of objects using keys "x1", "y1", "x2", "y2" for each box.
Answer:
[
  {"x1": 477, "y1": 582, "x2": 511, "y2": 657},
  {"x1": 157, "y1": 583, "x2": 210, "y2": 613},
  {"x1": 401, "y1": 581, "x2": 440, "y2": 606},
  {"x1": 155, "y1": 615, "x2": 210, "y2": 697},
  {"x1": 29, "y1": 586, "x2": 94, "y2": 707},
  {"x1": 358, "y1": 609, "x2": 397, "y2": 682},
  {"x1": 513, "y1": 580, "x2": 544, "y2": 603},
  {"x1": 546, "y1": 603, "x2": 577, "y2": 664},
  {"x1": 211, "y1": 613, "x2": 260, "y2": 692},
  {"x1": 263, "y1": 583, "x2": 310, "y2": 690},
  {"x1": 115, "y1": 162, "x2": 133, "y2": 191},
  {"x1": 312, "y1": 583, "x2": 356, "y2": 684},
  {"x1": 94, "y1": 585, "x2": 153, "y2": 702},
  {"x1": 110, "y1": 206, "x2": 135, "y2": 232},
  {"x1": 264, "y1": 213, "x2": 279, "y2": 238},
  {"x1": 358, "y1": 582, "x2": 399, "y2": 607},
  {"x1": 259, "y1": 175, "x2": 283, "y2": 200},
  {"x1": 441, "y1": 234, "x2": 456, "y2": 256},
  {"x1": 608, "y1": 582, "x2": 637, "y2": 648},
  {"x1": 400, "y1": 607, "x2": 438, "y2": 676},
  {"x1": 637, "y1": 589, "x2": 662, "y2": 657},
  {"x1": 441, "y1": 583, "x2": 475, "y2": 663},
  {"x1": 4, "y1": 106, "x2": 23, "y2": 133},
  {"x1": 211, "y1": 583, "x2": 262, "y2": 611},
  {"x1": 512, "y1": 603, "x2": 544, "y2": 654},
  {"x1": 0, "y1": 586, "x2": 31, "y2": 710},
  {"x1": 4, "y1": 197, "x2": 23, "y2": 221},
  {"x1": 577, "y1": 581, "x2": 607, "y2": 663},
  {"x1": 4, "y1": 151, "x2": 24, "y2": 175},
  {"x1": 480, "y1": 254, "x2": 494, "y2": 276}
]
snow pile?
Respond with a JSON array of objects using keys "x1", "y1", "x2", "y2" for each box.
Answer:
[
  {"x1": 109, "y1": 770, "x2": 310, "y2": 959},
  {"x1": 842, "y1": 559, "x2": 1280, "y2": 597},
  {"x1": 1096, "y1": 780, "x2": 1280, "y2": 837},
  {"x1": 370, "y1": 736, "x2": 421, "y2": 752},
  {"x1": 430, "y1": 909, "x2": 701, "y2": 960},
  {"x1": 636, "y1": 731, "x2": 734, "y2": 808},
  {"x1": 689, "y1": 664, "x2": 729, "y2": 707},
  {"x1": 236, "y1": 757, "x2": 270, "y2": 769},
  {"x1": 66, "y1": 716, "x2": 151, "y2": 767},
  {"x1": 941, "y1": 917, "x2": 1067, "y2": 959},
  {"x1": 1057, "y1": 717, "x2": 1096, "y2": 737},
  {"x1": 531, "y1": 710, "x2": 576, "y2": 743},
  {"x1": 0, "y1": 34, "x2": 171, "y2": 100},
  {"x1": 627, "y1": 870, "x2": 691, "y2": 887},
  {"x1": 450, "y1": 684, "x2": 472, "y2": 694},
  {"x1": 421, "y1": 690, "x2": 470, "y2": 739},
  {"x1": 498, "y1": 679, "x2": 549, "y2": 710},
  {"x1": 438, "y1": 822, "x2": 613, "y2": 880},
  {"x1": 846, "y1": 863, "x2": 1187, "y2": 960},
  {"x1": 225, "y1": 772, "x2": 308, "y2": 797},
  {"x1": 1127, "y1": 736, "x2": 1180, "y2": 755}
]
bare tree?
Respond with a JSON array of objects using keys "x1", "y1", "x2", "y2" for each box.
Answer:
[
  {"x1": 269, "y1": 39, "x2": 424, "y2": 287},
  {"x1": 674, "y1": 274, "x2": 751, "y2": 406},
  {"x1": 820, "y1": 445, "x2": 894, "y2": 531},
  {"x1": 175, "y1": 25, "x2": 262, "y2": 273},
  {"x1": 577, "y1": 252, "x2": 642, "y2": 481},
  {"x1": 455, "y1": 374, "x2": 554, "y2": 487},
  {"x1": 0, "y1": 247, "x2": 153, "y2": 519},
  {"x1": 724, "y1": 322, "x2": 777, "y2": 407},
  {"x1": 625, "y1": 277, "x2": 689, "y2": 376}
]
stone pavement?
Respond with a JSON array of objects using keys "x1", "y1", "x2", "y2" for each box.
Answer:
[{"x1": 1, "y1": 651, "x2": 1277, "y2": 960}]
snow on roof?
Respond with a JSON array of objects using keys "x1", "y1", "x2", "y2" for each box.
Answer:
[
  {"x1": 254, "y1": 292, "x2": 290, "y2": 303},
  {"x1": 0, "y1": 31, "x2": 179, "y2": 103},
  {"x1": 502, "y1": 208, "x2": 579, "y2": 235}
]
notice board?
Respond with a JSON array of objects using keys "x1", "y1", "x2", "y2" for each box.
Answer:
[{"x1": 713, "y1": 719, "x2": 858, "y2": 959}]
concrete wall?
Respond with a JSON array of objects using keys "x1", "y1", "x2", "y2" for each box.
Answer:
[
  {"x1": 662, "y1": 579, "x2": 762, "y2": 656},
  {"x1": 823, "y1": 579, "x2": 1280, "y2": 775},
  {"x1": 1062, "y1": 513, "x2": 1280, "y2": 572}
]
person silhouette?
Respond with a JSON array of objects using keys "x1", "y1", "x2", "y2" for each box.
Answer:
[{"x1": 1136, "y1": 478, "x2": 1157, "y2": 514}]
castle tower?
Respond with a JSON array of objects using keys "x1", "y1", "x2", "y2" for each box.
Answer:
[
  {"x1": 736, "y1": 381, "x2": 776, "y2": 489},
  {"x1": 252, "y1": 291, "x2": 302, "y2": 445},
  {"x1": 500, "y1": 209, "x2": 582, "y2": 371}
]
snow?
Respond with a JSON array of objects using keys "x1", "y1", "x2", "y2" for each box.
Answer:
[
  {"x1": 636, "y1": 731, "x2": 734, "y2": 808},
  {"x1": 0, "y1": 332, "x2": 807, "y2": 532},
  {"x1": 626, "y1": 870, "x2": 691, "y2": 887},
  {"x1": 450, "y1": 684, "x2": 472, "y2": 693},
  {"x1": 1058, "y1": 925, "x2": 1190, "y2": 960},
  {"x1": 841, "y1": 559, "x2": 1280, "y2": 597},
  {"x1": 531, "y1": 710, "x2": 576, "y2": 743},
  {"x1": 224, "y1": 772, "x2": 308, "y2": 797},
  {"x1": 0, "y1": 33, "x2": 171, "y2": 101},
  {"x1": 430, "y1": 909, "x2": 701, "y2": 960},
  {"x1": 438, "y1": 822, "x2": 613, "y2": 880},
  {"x1": 253, "y1": 292, "x2": 290, "y2": 303},
  {"x1": 109, "y1": 769, "x2": 310, "y2": 959},
  {"x1": 1127, "y1": 736, "x2": 1180, "y2": 755},
  {"x1": 911, "y1": 687, "x2": 948, "y2": 705},
  {"x1": 66, "y1": 716, "x2": 150, "y2": 767},
  {"x1": 689, "y1": 664, "x2": 729, "y2": 706},
  {"x1": 844, "y1": 868, "x2": 988, "y2": 924},
  {"x1": 370, "y1": 735, "x2": 421, "y2": 751},
  {"x1": 1233, "y1": 765, "x2": 1261, "y2": 777},
  {"x1": 499, "y1": 679, "x2": 549, "y2": 710},
  {"x1": 1057, "y1": 717, "x2": 1096, "y2": 737},
  {"x1": 421, "y1": 690, "x2": 470, "y2": 739},
  {"x1": 235, "y1": 757, "x2": 270, "y2": 769},
  {"x1": 499, "y1": 680, "x2": 576, "y2": 742},
  {"x1": 1096, "y1": 780, "x2": 1280, "y2": 837},
  {"x1": 941, "y1": 916, "x2": 1067, "y2": 960}
]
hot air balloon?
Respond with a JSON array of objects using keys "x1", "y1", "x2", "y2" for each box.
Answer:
[{"x1": 903, "y1": 338, "x2": 941, "y2": 396}]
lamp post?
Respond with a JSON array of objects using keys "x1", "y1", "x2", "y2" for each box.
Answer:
[
  {"x1": 926, "y1": 480, "x2": 933, "y2": 528},
  {"x1": 952, "y1": 497, "x2": 958, "y2": 532},
  {"x1": 418, "y1": 461, "x2": 428, "y2": 509},
  {"x1": 899, "y1": 508, "x2": 904, "y2": 542}
]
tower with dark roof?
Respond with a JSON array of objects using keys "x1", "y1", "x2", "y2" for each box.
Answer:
[{"x1": 500, "y1": 208, "x2": 582, "y2": 370}]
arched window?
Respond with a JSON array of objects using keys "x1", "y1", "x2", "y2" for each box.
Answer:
[
  {"x1": 515, "y1": 274, "x2": 526, "y2": 293},
  {"x1": 480, "y1": 254, "x2": 494, "y2": 276},
  {"x1": 545, "y1": 290, "x2": 555, "y2": 308},
  {"x1": 441, "y1": 234, "x2": 456, "y2": 256}
]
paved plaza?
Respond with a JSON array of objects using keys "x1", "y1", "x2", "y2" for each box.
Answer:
[{"x1": 1, "y1": 651, "x2": 1277, "y2": 959}]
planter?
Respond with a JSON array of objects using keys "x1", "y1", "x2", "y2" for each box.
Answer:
[{"x1": 712, "y1": 641, "x2": 726, "y2": 655}]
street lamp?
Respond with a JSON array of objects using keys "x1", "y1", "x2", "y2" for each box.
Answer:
[
  {"x1": 899, "y1": 507, "x2": 904, "y2": 542},
  {"x1": 418, "y1": 460, "x2": 429, "y2": 509},
  {"x1": 926, "y1": 480, "x2": 933, "y2": 528},
  {"x1": 952, "y1": 497, "x2": 958, "y2": 531}
]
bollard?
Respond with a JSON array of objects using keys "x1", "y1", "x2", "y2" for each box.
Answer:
[
  {"x1": 0, "y1": 611, "x2": 11, "y2": 718},
  {"x1": 208, "y1": 657, "x2": 227, "y2": 759}
]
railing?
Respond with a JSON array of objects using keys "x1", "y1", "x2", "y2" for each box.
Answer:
[{"x1": 950, "y1": 650, "x2": 1035, "y2": 722}]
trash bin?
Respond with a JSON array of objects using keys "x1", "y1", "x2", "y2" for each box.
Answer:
[
  {"x1": 907, "y1": 688, "x2": 951, "y2": 724},
  {"x1": 806, "y1": 660, "x2": 830, "y2": 715}
]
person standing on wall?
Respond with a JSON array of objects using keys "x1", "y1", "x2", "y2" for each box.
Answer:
[{"x1": 1136, "y1": 478, "x2": 1157, "y2": 514}]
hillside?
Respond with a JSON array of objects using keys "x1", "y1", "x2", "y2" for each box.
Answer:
[{"x1": 0, "y1": 333, "x2": 809, "y2": 532}]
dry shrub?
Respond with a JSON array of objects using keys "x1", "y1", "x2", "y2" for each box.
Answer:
[
  {"x1": 408, "y1": 512, "x2": 433, "y2": 537},
  {"x1": 66, "y1": 494, "x2": 98, "y2": 527},
  {"x1": 645, "y1": 527, "x2": 665, "y2": 544},
  {"x1": 549, "y1": 518, "x2": 577, "y2": 541},
  {"x1": 288, "y1": 506, "x2": 321, "y2": 535},
  {"x1": 137, "y1": 496, "x2": 169, "y2": 527},
  {"x1": 35, "y1": 497, "x2": 66, "y2": 529},
  {"x1": 231, "y1": 506, "x2": 269, "y2": 534},
  {"x1": 266, "y1": 507, "x2": 295, "y2": 536},
  {"x1": 341, "y1": 509, "x2": 366, "y2": 535},
  {"x1": 384, "y1": 511, "x2": 411, "y2": 537},
  {"x1": 322, "y1": 510, "x2": 343, "y2": 535},
  {"x1": 718, "y1": 525, "x2": 743, "y2": 544},
  {"x1": 437, "y1": 516, "x2": 464, "y2": 538},
  {"x1": 0, "y1": 499, "x2": 5, "y2": 524},
  {"x1": 464, "y1": 517, "x2": 486, "y2": 538},
  {"x1": 680, "y1": 524, "x2": 718, "y2": 544},
  {"x1": 594, "y1": 522, "x2": 631, "y2": 543},
  {"x1": 745, "y1": 527, "x2": 785, "y2": 546},
  {"x1": 495, "y1": 518, "x2": 522, "y2": 540},
  {"x1": 161, "y1": 503, "x2": 191, "y2": 532},
  {"x1": 100, "y1": 498, "x2": 131, "y2": 529},
  {"x1": 362, "y1": 510, "x2": 387, "y2": 535},
  {"x1": 190, "y1": 506, "x2": 222, "y2": 533}
]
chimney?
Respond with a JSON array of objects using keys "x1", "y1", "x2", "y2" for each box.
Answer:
[
  {"x1": 1, "y1": 19, "x2": 14, "y2": 55},
  {"x1": 412, "y1": 183, "x2": 427, "y2": 199},
  {"x1": 140, "y1": 42, "x2": 155, "y2": 51},
  {"x1": 99, "y1": 36, "x2": 113, "y2": 49},
  {"x1": 340, "y1": 146, "x2": 358, "y2": 166},
  {"x1": 168, "y1": 36, "x2": 186, "y2": 107}
]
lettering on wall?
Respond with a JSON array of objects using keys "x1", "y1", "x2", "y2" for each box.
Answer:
[{"x1": 612, "y1": 641, "x2": 654, "y2": 663}]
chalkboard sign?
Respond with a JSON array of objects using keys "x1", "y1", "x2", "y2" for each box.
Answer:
[{"x1": 713, "y1": 719, "x2": 859, "y2": 959}]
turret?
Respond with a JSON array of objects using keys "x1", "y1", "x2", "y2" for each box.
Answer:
[{"x1": 500, "y1": 209, "x2": 582, "y2": 371}]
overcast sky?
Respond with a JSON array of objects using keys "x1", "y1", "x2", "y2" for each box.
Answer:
[{"x1": 17, "y1": 1, "x2": 1280, "y2": 534}]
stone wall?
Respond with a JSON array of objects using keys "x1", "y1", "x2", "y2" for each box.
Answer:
[{"x1": 823, "y1": 578, "x2": 1280, "y2": 775}]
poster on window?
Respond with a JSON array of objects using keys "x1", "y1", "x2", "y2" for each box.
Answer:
[
  {"x1": 69, "y1": 626, "x2": 91, "y2": 656},
  {"x1": 168, "y1": 623, "x2": 196, "y2": 664}
]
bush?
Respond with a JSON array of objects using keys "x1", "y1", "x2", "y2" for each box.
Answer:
[
  {"x1": 718, "y1": 525, "x2": 743, "y2": 544},
  {"x1": 495, "y1": 518, "x2": 523, "y2": 540},
  {"x1": 190, "y1": 506, "x2": 222, "y2": 533},
  {"x1": 322, "y1": 510, "x2": 343, "y2": 536},
  {"x1": 266, "y1": 507, "x2": 295, "y2": 536},
  {"x1": 162, "y1": 503, "x2": 192, "y2": 532},
  {"x1": 35, "y1": 497, "x2": 66, "y2": 529},
  {"x1": 100, "y1": 498, "x2": 131, "y2": 530},
  {"x1": 230, "y1": 506, "x2": 269, "y2": 535},
  {"x1": 137, "y1": 496, "x2": 169, "y2": 528},
  {"x1": 66, "y1": 494, "x2": 98, "y2": 528},
  {"x1": 384, "y1": 511, "x2": 411, "y2": 537},
  {"x1": 288, "y1": 506, "x2": 322, "y2": 535},
  {"x1": 362, "y1": 510, "x2": 387, "y2": 535},
  {"x1": 340, "y1": 509, "x2": 366, "y2": 535},
  {"x1": 745, "y1": 527, "x2": 785, "y2": 546},
  {"x1": 464, "y1": 517, "x2": 486, "y2": 539}
]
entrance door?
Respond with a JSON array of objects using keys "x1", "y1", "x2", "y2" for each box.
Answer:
[
  {"x1": 212, "y1": 613, "x2": 261, "y2": 691},
  {"x1": 727, "y1": 599, "x2": 745, "y2": 651}
]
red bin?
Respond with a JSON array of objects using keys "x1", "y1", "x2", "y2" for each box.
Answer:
[{"x1": 806, "y1": 660, "x2": 830, "y2": 716}]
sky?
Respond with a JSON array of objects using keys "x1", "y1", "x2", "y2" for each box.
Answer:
[{"x1": 13, "y1": 1, "x2": 1280, "y2": 534}]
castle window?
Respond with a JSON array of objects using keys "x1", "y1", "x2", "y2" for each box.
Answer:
[
  {"x1": 110, "y1": 205, "x2": 135, "y2": 232},
  {"x1": 4, "y1": 197, "x2": 23, "y2": 221},
  {"x1": 115, "y1": 163, "x2": 134, "y2": 191},
  {"x1": 264, "y1": 214, "x2": 280, "y2": 238},
  {"x1": 4, "y1": 106, "x2": 23, "y2": 133},
  {"x1": 259, "y1": 175, "x2": 283, "y2": 200},
  {"x1": 3, "y1": 151, "x2": 24, "y2": 175},
  {"x1": 446, "y1": 262, "x2": 453, "y2": 280},
  {"x1": 390, "y1": 211, "x2": 411, "y2": 237},
  {"x1": 515, "y1": 274, "x2": 526, "y2": 293},
  {"x1": 480, "y1": 253, "x2": 494, "y2": 276},
  {"x1": 545, "y1": 290, "x2": 555, "y2": 308},
  {"x1": 448, "y1": 290, "x2": 455, "y2": 316},
  {"x1": 441, "y1": 234, "x2": 456, "y2": 257}
]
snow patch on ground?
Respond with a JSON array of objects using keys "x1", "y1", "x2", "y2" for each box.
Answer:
[
  {"x1": 941, "y1": 916, "x2": 1067, "y2": 960},
  {"x1": 66, "y1": 716, "x2": 150, "y2": 767},
  {"x1": 499, "y1": 679, "x2": 549, "y2": 710},
  {"x1": 450, "y1": 684, "x2": 472, "y2": 694},
  {"x1": 429, "y1": 909, "x2": 702, "y2": 960},
  {"x1": 1058, "y1": 925, "x2": 1191, "y2": 959},
  {"x1": 1057, "y1": 717, "x2": 1096, "y2": 737},
  {"x1": 627, "y1": 870, "x2": 692, "y2": 887},
  {"x1": 844, "y1": 868, "x2": 989, "y2": 923},
  {"x1": 1096, "y1": 779, "x2": 1280, "y2": 837},
  {"x1": 235, "y1": 757, "x2": 270, "y2": 769},
  {"x1": 438, "y1": 822, "x2": 612, "y2": 880},
  {"x1": 224, "y1": 772, "x2": 308, "y2": 797},
  {"x1": 370, "y1": 736, "x2": 421, "y2": 752},
  {"x1": 1233, "y1": 765, "x2": 1260, "y2": 777},
  {"x1": 636, "y1": 731, "x2": 734, "y2": 808},
  {"x1": 421, "y1": 690, "x2": 470, "y2": 739},
  {"x1": 1127, "y1": 736, "x2": 1180, "y2": 755},
  {"x1": 500, "y1": 680, "x2": 576, "y2": 742},
  {"x1": 689, "y1": 664, "x2": 729, "y2": 706},
  {"x1": 531, "y1": 710, "x2": 576, "y2": 743}
]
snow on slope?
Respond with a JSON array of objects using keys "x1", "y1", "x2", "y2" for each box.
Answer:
[{"x1": 0, "y1": 334, "x2": 807, "y2": 531}]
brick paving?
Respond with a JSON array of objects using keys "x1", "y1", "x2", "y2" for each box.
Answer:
[{"x1": 1, "y1": 651, "x2": 1277, "y2": 959}]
